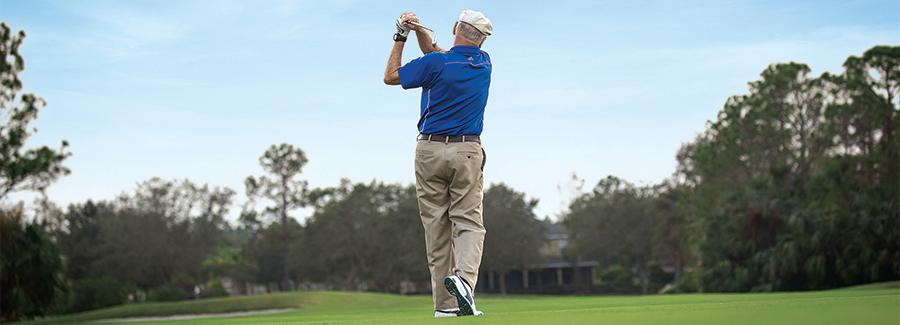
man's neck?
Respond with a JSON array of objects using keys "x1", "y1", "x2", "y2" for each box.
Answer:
[{"x1": 453, "y1": 39, "x2": 480, "y2": 47}]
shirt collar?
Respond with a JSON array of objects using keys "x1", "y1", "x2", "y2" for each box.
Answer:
[{"x1": 450, "y1": 45, "x2": 481, "y2": 54}]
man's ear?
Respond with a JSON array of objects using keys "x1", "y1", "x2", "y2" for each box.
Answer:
[{"x1": 452, "y1": 21, "x2": 458, "y2": 35}]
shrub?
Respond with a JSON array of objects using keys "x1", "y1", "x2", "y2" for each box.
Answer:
[
  {"x1": 147, "y1": 285, "x2": 187, "y2": 302},
  {"x1": 69, "y1": 277, "x2": 134, "y2": 312},
  {"x1": 0, "y1": 207, "x2": 67, "y2": 321},
  {"x1": 601, "y1": 265, "x2": 629, "y2": 286},
  {"x1": 200, "y1": 278, "x2": 229, "y2": 298}
]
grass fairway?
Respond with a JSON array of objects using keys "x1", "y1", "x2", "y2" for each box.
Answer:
[{"x1": 24, "y1": 282, "x2": 899, "y2": 325}]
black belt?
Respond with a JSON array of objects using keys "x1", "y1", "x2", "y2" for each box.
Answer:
[{"x1": 417, "y1": 134, "x2": 480, "y2": 143}]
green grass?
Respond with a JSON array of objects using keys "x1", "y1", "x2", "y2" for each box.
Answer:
[{"x1": 21, "y1": 282, "x2": 900, "y2": 325}]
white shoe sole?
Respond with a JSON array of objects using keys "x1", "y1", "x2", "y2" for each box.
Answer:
[
  {"x1": 434, "y1": 311, "x2": 458, "y2": 318},
  {"x1": 444, "y1": 275, "x2": 482, "y2": 316}
]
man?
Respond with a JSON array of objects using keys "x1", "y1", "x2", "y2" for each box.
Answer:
[{"x1": 383, "y1": 9, "x2": 493, "y2": 318}]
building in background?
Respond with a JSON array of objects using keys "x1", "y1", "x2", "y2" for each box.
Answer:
[{"x1": 479, "y1": 221, "x2": 598, "y2": 294}]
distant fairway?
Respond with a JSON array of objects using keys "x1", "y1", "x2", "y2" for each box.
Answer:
[{"x1": 22, "y1": 282, "x2": 899, "y2": 325}]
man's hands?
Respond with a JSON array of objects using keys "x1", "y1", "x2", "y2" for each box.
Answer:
[
  {"x1": 397, "y1": 12, "x2": 444, "y2": 54},
  {"x1": 399, "y1": 12, "x2": 423, "y2": 31},
  {"x1": 385, "y1": 12, "x2": 440, "y2": 86},
  {"x1": 394, "y1": 12, "x2": 420, "y2": 42}
]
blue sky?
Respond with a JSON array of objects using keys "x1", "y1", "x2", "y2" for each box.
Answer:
[{"x1": 3, "y1": 0, "x2": 898, "y2": 220}]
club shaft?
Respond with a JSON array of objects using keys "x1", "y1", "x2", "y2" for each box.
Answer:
[{"x1": 406, "y1": 21, "x2": 434, "y2": 33}]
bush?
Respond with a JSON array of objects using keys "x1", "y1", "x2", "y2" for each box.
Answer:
[
  {"x1": 0, "y1": 208, "x2": 67, "y2": 321},
  {"x1": 69, "y1": 277, "x2": 134, "y2": 312},
  {"x1": 147, "y1": 285, "x2": 187, "y2": 302},
  {"x1": 595, "y1": 265, "x2": 641, "y2": 293},
  {"x1": 601, "y1": 265, "x2": 629, "y2": 286},
  {"x1": 673, "y1": 269, "x2": 702, "y2": 293},
  {"x1": 200, "y1": 278, "x2": 229, "y2": 298}
]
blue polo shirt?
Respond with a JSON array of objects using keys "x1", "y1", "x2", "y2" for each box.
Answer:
[{"x1": 398, "y1": 45, "x2": 492, "y2": 136}]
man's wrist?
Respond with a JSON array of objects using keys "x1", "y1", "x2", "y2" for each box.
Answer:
[{"x1": 393, "y1": 33, "x2": 407, "y2": 42}]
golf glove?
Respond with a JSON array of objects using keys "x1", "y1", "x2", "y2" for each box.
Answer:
[{"x1": 395, "y1": 18, "x2": 410, "y2": 38}]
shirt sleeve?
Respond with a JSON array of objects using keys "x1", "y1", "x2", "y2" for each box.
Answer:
[{"x1": 398, "y1": 53, "x2": 443, "y2": 89}]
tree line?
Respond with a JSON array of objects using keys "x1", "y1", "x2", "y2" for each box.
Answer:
[
  {"x1": 4, "y1": 161, "x2": 543, "y2": 320},
  {"x1": 563, "y1": 46, "x2": 899, "y2": 294},
  {"x1": 1, "y1": 20, "x2": 897, "y2": 321}
]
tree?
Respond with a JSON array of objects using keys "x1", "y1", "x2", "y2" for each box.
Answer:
[
  {"x1": 106, "y1": 179, "x2": 233, "y2": 290},
  {"x1": 0, "y1": 21, "x2": 70, "y2": 320},
  {"x1": 57, "y1": 201, "x2": 112, "y2": 282},
  {"x1": 245, "y1": 143, "x2": 308, "y2": 290},
  {"x1": 481, "y1": 184, "x2": 544, "y2": 294},
  {"x1": 241, "y1": 218, "x2": 303, "y2": 288},
  {"x1": 564, "y1": 176, "x2": 659, "y2": 294},
  {"x1": 676, "y1": 46, "x2": 899, "y2": 292},
  {"x1": 0, "y1": 22, "x2": 69, "y2": 200},
  {"x1": 56, "y1": 201, "x2": 137, "y2": 312},
  {"x1": 55, "y1": 179, "x2": 234, "y2": 309},
  {"x1": 0, "y1": 205, "x2": 66, "y2": 321},
  {"x1": 649, "y1": 181, "x2": 690, "y2": 284},
  {"x1": 300, "y1": 180, "x2": 426, "y2": 292},
  {"x1": 851, "y1": 46, "x2": 899, "y2": 215},
  {"x1": 676, "y1": 62, "x2": 833, "y2": 291}
]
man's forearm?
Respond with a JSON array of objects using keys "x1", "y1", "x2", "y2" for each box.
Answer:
[
  {"x1": 414, "y1": 30, "x2": 445, "y2": 54},
  {"x1": 383, "y1": 40, "x2": 404, "y2": 85}
]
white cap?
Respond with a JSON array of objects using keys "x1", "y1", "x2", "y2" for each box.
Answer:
[{"x1": 458, "y1": 9, "x2": 492, "y2": 36}]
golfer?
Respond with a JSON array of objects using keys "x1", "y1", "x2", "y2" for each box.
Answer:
[{"x1": 383, "y1": 9, "x2": 492, "y2": 318}]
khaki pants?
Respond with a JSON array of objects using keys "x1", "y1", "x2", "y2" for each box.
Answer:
[{"x1": 414, "y1": 140, "x2": 486, "y2": 310}]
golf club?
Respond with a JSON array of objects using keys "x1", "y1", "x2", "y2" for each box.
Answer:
[{"x1": 405, "y1": 20, "x2": 438, "y2": 47}]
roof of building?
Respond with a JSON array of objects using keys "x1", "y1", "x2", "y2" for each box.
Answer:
[
  {"x1": 534, "y1": 256, "x2": 600, "y2": 269},
  {"x1": 542, "y1": 220, "x2": 570, "y2": 238}
]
